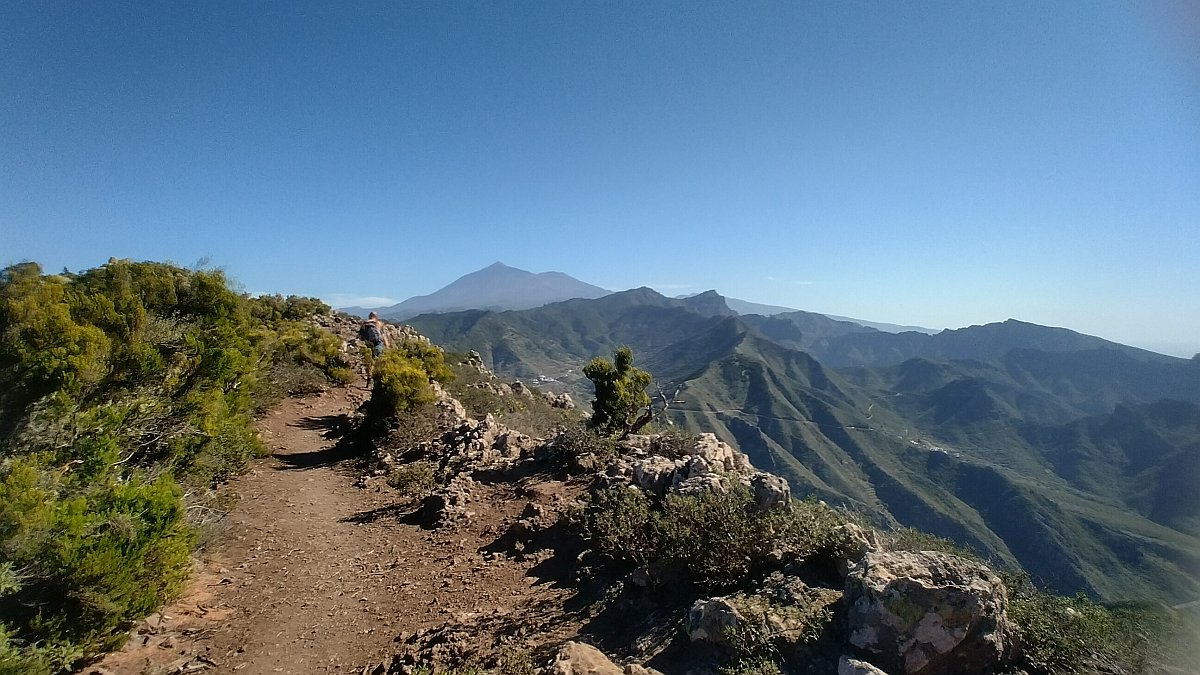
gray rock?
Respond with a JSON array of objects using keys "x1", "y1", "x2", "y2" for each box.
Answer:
[
  {"x1": 631, "y1": 456, "x2": 683, "y2": 496},
  {"x1": 838, "y1": 656, "x2": 891, "y2": 675},
  {"x1": 672, "y1": 474, "x2": 728, "y2": 496},
  {"x1": 749, "y1": 472, "x2": 791, "y2": 509},
  {"x1": 845, "y1": 550, "x2": 1017, "y2": 675},
  {"x1": 545, "y1": 392, "x2": 576, "y2": 409},
  {"x1": 550, "y1": 641, "x2": 624, "y2": 675},
  {"x1": 691, "y1": 433, "x2": 755, "y2": 474},
  {"x1": 686, "y1": 597, "x2": 744, "y2": 646},
  {"x1": 834, "y1": 522, "x2": 878, "y2": 577}
]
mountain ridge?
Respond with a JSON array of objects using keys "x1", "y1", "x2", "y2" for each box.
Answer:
[{"x1": 404, "y1": 287, "x2": 1200, "y2": 602}]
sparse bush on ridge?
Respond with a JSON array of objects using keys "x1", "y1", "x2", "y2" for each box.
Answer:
[
  {"x1": 442, "y1": 352, "x2": 580, "y2": 436},
  {"x1": 1005, "y1": 572, "x2": 1198, "y2": 674},
  {"x1": 578, "y1": 483, "x2": 847, "y2": 592},
  {"x1": 0, "y1": 259, "x2": 347, "y2": 672}
]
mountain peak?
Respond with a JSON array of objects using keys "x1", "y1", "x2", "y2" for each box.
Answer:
[{"x1": 375, "y1": 263, "x2": 610, "y2": 320}]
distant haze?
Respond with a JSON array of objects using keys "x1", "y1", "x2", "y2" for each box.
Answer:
[{"x1": 343, "y1": 262, "x2": 1196, "y2": 358}]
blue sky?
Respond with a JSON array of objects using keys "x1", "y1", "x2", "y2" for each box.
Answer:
[{"x1": 2, "y1": 2, "x2": 1197, "y2": 356}]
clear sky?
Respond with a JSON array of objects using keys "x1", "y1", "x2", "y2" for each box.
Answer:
[{"x1": 2, "y1": 2, "x2": 1197, "y2": 356}]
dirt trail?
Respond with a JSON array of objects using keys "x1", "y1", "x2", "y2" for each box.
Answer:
[{"x1": 86, "y1": 383, "x2": 569, "y2": 675}]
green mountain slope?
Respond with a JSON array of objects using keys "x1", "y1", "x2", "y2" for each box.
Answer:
[{"x1": 404, "y1": 288, "x2": 1200, "y2": 603}]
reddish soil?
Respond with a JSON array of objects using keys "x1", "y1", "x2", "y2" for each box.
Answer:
[{"x1": 84, "y1": 383, "x2": 576, "y2": 675}]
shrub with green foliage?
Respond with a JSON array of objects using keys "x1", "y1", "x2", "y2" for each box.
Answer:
[
  {"x1": 1006, "y1": 573, "x2": 1197, "y2": 674},
  {"x1": 0, "y1": 259, "x2": 345, "y2": 672},
  {"x1": 579, "y1": 484, "x2": 847, "y2": 591},
  {"x1": 387, "y1": 461, "x2": 435, "y2": 497},
  {"x1": 364, "y1": 342, "x2": 454, "y2": 430},
  {"x1": 583, "y1": 346, "x2": 652, "y2": 437}
]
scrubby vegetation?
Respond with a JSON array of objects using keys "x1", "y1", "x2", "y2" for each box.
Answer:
[
  {"x1": 1006, "y1": 573, "x2": 1200, "y2": 674},
  {"x1": 578, "y1": 484, "x2": 848, "y2": 592},
  {"x1": 363, "y1": 342, "x2": 454, "y2": 430},
  {"x1": 0, "y1": 259, "x2": 346, "y2": 673}
]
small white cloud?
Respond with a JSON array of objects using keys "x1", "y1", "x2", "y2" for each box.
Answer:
[
  {"x1": 323, "y1": 293, "x2": 399, "y2": 308},
  {"x1": 792, "y1": 280, "x2": 815, "y2": 286}
]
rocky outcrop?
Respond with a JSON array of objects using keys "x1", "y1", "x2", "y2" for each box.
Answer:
[
  {"x1": 550, "y1": 641, "x2": 624, "y2": 675},
  {"x1": 599, "y1": 432, "x2": 792, "y2": 509},
  {"x1": 687, "y1": 573, "x2": 842, "y2": 654},
  {"x1": 415, "y1": 473, "x2": 477, "y2": 528},
  {"x1": 844, "y1": 550, "x2": 1018, "y2": 675},
  {"x1": 550, "y1": 642, "x2": 664, "y2": 675},
  {"x1": 545, "y1": 392, "x2": 576, "y2": 409}
]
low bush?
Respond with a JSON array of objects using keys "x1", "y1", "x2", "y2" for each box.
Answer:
[
  {"x1": 718, "y1": 658, "x2": 783, "y2": 675},
  {"x1": 878, "y1": 526, "x2": 983, "y2": 562},
  {"x1": 553, "y1": 424, "x2": 621, "y2": 465},
  {"x1": 578, "y1": 484, "x2": 847, "y2": 592},
  {"x1": 369, "y1": 352, "x2": 438, "y2": 419},
  {"x1": 387, "y1": 461, "x2": 435, "y2": 497},
  {"x1": 1006, "y1": 573, "x2": 1196, "y2": 674}
]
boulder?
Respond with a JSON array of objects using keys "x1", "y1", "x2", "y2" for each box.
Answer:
[
  {"x1": 416, "y1": 474, "x2": 476, "y2": 528},
  {"x1": 620, "y1": 435, "x2": 654, "y2": 453},
  {"x1": 691, "y1": 433, "x2": 754, "y2": 475},
  {"x1": 686, "y1": 596, "x2": 744, "y2": 647},
  {"x1": 672, "y1": 474, "x2": 728, "y2": 496},
  {"x1": 546, "y1": 392, "x2": 576, "y2": 409},
  {"x1": 687, "y1": 575, "x2": 841, "y2": 652},
  {"x1": 494, "y1": 429, "x2": 538, "y2": 459},
  {"x1": 631, "y1": 456, "x2": 683, "y2": 496},
  {"x1": 550, "y1": 641, "x2": 624, "y2": 675},
  {"x1": 749, "y1": 472, "x2": 791, "y2": 509},
  {"x1": 833, "y1": 522, "x2": 878, "y2": 577},
  {"x1": 432, "y1": 381, "x2": 468, "y2": 426},
  {"x1": 844, "y1": 550, "x2": 1017, "y2": 675}
]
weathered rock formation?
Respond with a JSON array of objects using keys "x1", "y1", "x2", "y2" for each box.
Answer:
[{"x1": 843, "y1": 550, "x2": 1018, "y2": 675}]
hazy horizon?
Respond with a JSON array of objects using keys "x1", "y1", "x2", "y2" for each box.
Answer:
[{"x1": 3, "y1": 3, "x2": 1197, "y2": 358}]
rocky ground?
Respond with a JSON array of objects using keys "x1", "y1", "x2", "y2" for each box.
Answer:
[{"x1": 82, "y1": 344, "x2": 584, "y2": 674}]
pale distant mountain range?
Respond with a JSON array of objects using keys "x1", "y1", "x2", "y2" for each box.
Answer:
[{"x1": 341, "y1": 262, "x2": 938, "y2": 334}]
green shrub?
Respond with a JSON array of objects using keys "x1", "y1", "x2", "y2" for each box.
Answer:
[
  {"x1": 581, "y1": 486, "x2": 655, "y2": 565},
  {"x1": 879, "y1": 526, "x2": 983, "y2": 562},
  {"x1": 1006, "y1": 573, "x2": 1189, "y2": 674},
  {"x1": 326, "y1": 366, "x2": 355, "y2": 386},
  {"x1": 395, "y1": 341, "x2": 454, "y2": 384},
  {"x1": 387, "y1": 462, "x2": 435, "y2": 497},
  {"x1": 583, "y1": 346, "x2": 651, "y2": 436},
  {"x1": 579, "y1": 484, "x2": 847, "y2": 591},
  {"x1": 370, "y1": 352, "x2": 437, "y2": 419},
  {"x1": 0, "y1": 259, "x2": 345, "y2": 670},
  {"x1": 554, "y1": 424, "x2": 620, "y2": 464}
]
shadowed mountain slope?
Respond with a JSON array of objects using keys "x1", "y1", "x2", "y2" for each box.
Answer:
[{"x1": 406, "y1": 288, "x2": 1200, "y2": 603}]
